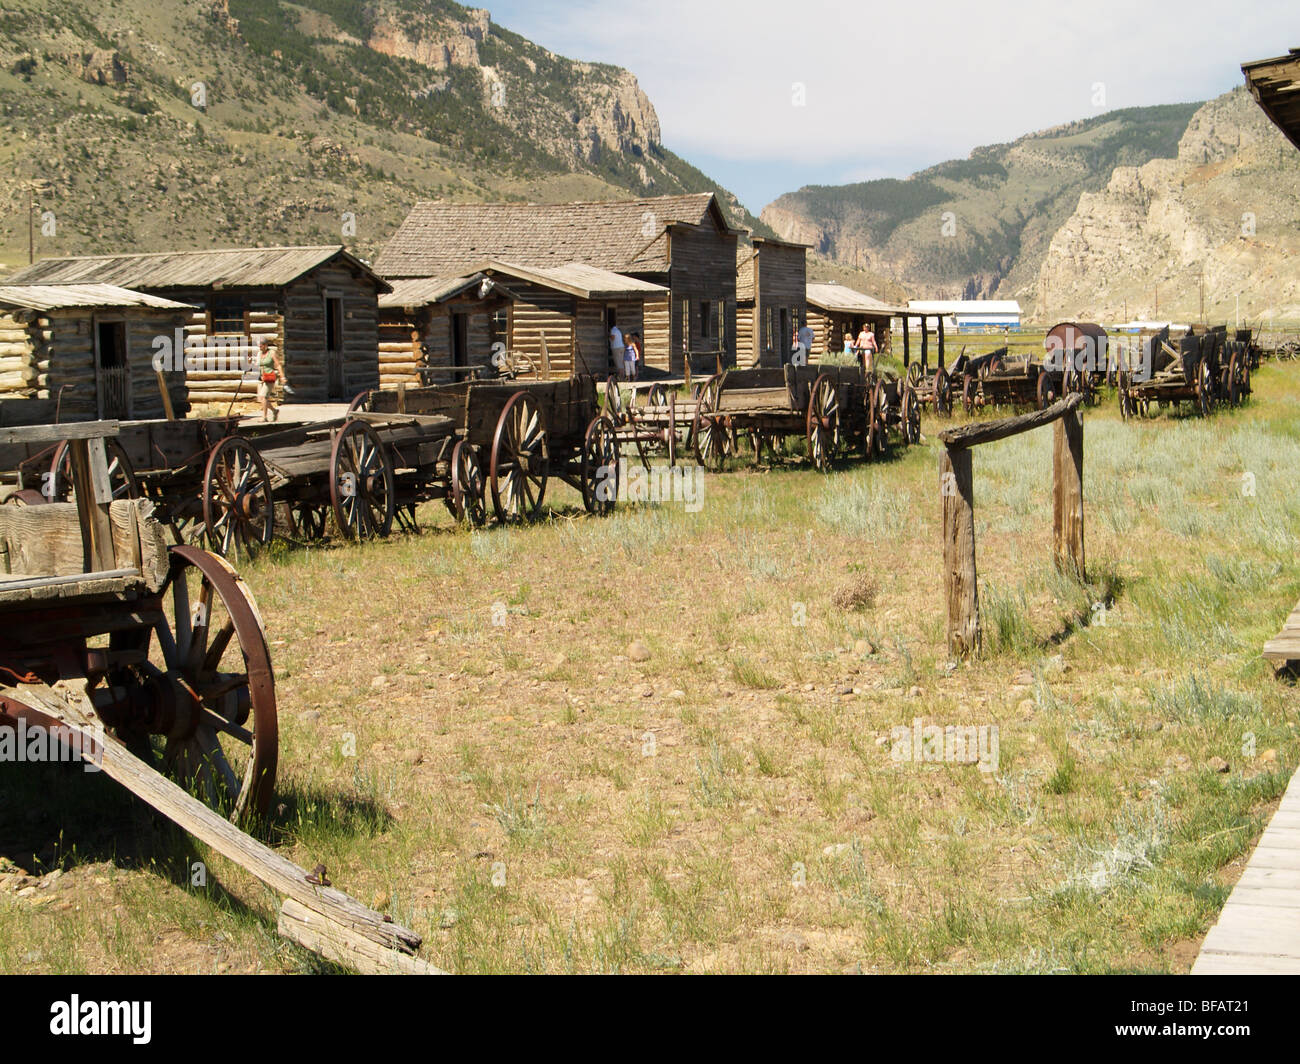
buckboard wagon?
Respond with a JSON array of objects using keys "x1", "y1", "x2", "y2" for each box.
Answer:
[
  {"x1": 953, "y1": 347, "x2": 1089, "y2": 412},
  {"x1": 353, "y1": 375, "x2": 616, "y2": 519},
  {"x1": 0, "y1": 411, "x2": 465, "y2": 558},
  {"x1": 0, "y1": 421, "x2": 437, "y2": 973},
  {"x1": 1117, "y1": 326, "x2": 1249, "y2": 419}
]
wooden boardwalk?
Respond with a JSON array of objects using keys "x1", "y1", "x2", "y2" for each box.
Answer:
[
  {"x1": 1192, "y1": 768, "x2": 1300, "y2": 973},
  {"x1": 1262, "y1": 595, "x2": 1300, "y2": 669}
]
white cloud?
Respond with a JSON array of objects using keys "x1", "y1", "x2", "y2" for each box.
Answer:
[{"x1": 489, "y1": 0, "x2": 1298, "y2": 207}]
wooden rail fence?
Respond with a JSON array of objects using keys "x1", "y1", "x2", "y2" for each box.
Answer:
[{"x1": 938, "y1": 394, "x2": 1085, "y2": 657}]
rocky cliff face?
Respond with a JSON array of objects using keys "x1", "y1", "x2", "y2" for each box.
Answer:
[{"x1": 1035, "y1": 88, "x2": 1300, "y2": 322}]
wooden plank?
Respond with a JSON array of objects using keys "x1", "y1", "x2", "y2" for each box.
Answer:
[
  {"x1": 1052, "y1": 407, "x2": 1085, "y2": 580},
  {"x1": 938, "y1": 393, "x2": 1082, "y2": 450},
  {"x1": 6, "y1": 681, "x2": 429, "y2": 967},
  {"x1": 0, "y1": 420, "x2": 121, "y2": 444},
  {"x1": 69, "y1": 437, "x2": 116, "y2": 573},
  {"x1": 941, "y1": 446, "x2": 979, "y2": 656},
  {"x1": 278, "y1": 898, "x2": 444, "y2": 975}
]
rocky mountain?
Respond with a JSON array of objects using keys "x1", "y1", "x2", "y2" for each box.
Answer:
[
  {"x1": 0, "y1": 0, "x2": 769, "y2": 272},
  {"x1": 1034, "y1": 88, "x2": 1300, "y2": 323},
  {"x1": 761, "y1": 102, "x2": 1203, "y2": 304}
]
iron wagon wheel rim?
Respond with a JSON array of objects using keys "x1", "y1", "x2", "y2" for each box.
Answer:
[
  {"x1": 1228, "y1": 352, "x2": 1242, "y2": 406},
  {"x1": 450, "y1": 440, "x2": 487, "y2": 526},
  {"x1": 330, "y1": 420, "x2": 396, "y2": 538},
  {"x1": 806, "y1": 373, "x2": 839, "y2": 472},
  {"x1": 692, "y1": 409, "x2": 729, "y2": 472},
  {"x1": 51, "y1": 437, "x2": 140, "y2": 503},
  {"x1": 581, "y1": 415, "x2": 619, "y2": 516},
  {"x1": 346, "y1": 389, "x2": 373, "y2": 413},
  {"x1": 962, "y1": 373, "x2": 976, "y2": 414},
  {"x1": 604, "y1": 375, "x2": 625, "y2": 424},
  {"x1": 490, "y1": 391, "x2": 549, "y2": 523},
  {"x1": 290, "y1": 502, "x2": 328, "y2": 540},
  {"x1": 903, "y1": 385, "x2": 921, "y2": 444},
  {"x1": 647, "y1": 383, "x2": 668, "y2": 408},
  {"x1": 6, "y1": 488, "x2": 48, "y2": 506},
  {"x1": 905, "y1": 362, "x2": 922, "y2": 389},
  {"x1": 1196, "y1": 358, "x2": 1214, "y2": 417},
  {"x1": 202, "y1": 436, "x2": 275, "y2": 561},
  {"x1": 935, "y1": 369, "x2": 951, "y2": 417},
  {"x1": 1036, "y1": 370, "x2": 1053, "y2": 410},
  {"x1": 152, "y1": 545, "x2": 278, "y2": 824}
]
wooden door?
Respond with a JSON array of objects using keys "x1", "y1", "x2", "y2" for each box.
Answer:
[{"x1": 95, "y1": 319, "x2": 129, "y2": 419}]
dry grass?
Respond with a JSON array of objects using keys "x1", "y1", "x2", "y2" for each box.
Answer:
[{"x1": 3, "y1": 363, "x2": 1299, "y2": 973}]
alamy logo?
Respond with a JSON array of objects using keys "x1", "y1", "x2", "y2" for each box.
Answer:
[
  {"x1": 50, "y1": 996, "x2": 151, "y2": 1044},
  {"x1": 0, "y1": 717, "x2": 103, "y2": 772},
  {"x1": 890, "y1": 717, "x2": 999, "y2": 773}
]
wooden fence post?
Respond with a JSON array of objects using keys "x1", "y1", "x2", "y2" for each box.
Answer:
[
  {"x1": 941, "y1": 445, "x2": 979, "y2": 656},
  {"x1": 1052, "y1": 406, "x2": 1085, "y2": 580}
]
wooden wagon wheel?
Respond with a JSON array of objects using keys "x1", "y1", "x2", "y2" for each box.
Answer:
[
  {"x1": 136, "y1": 546, "x2": 278, "y2": 823},
  {"x1": 1035, "y1": 370, "x2": 1055, "y2": 411},
  {"x1": 490, "y1": 391, "x2": 549, "y2": 523},
  {"x1": 346, "y1": 389, "x2": 373, "y2": 414},
  {"x1": 581, "y1": 415, "x2": 619, "y2": 516},
  {"x1": 806, "y1": 372, "x2": 839, "y2": 472},
  {"x1": 330, "y1": 419, "x2": 395, "y2": 538},
  {"x1": 1227, "y1": 352, "x2": 1243, "y2": 407},
  {"x1": 50, "y1": 438, "x2": 140, "y2": 503},
  {"x1": 604, "y1": 376, "x2": 626, "y2": 425},
  {"x1": 1117, "y1": 365, "x2": 1134, "y2": 421},
  {"x1": 867, "y1": 380, "x2": 891, "y2": 457},
  {"x1": 1196, "y1": 358, "x2": 1215, "y2": 418},
  {"x1": 449, "y1": 439, "x2": 487, "y2": 526},
  {"x1": 690, "y1": 373, "x2": 729, "y2": 471},
  {"x1": 647, "y1": 383, "x2": 668, "y2": 408},
  {"x1": 905, "y1": 362, "x2": 922, "y2": 389},
  {"x1": 901, "y1": 385, "x2": 921, "y2": 445},
  {"x1": 934, "y1": 368, "x2": 952, "y2": 417},
  {"x1": 289, "y1": 502, "x2": 328, "y2": 540},
  {"x1": 201, "y1": 436, "x2": 274, "y2": 561},
  {"x1": 961, "y1": 372, "x2": 977, "y2": 414}
]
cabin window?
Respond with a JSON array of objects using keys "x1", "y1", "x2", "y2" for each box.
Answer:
[
  {"x1": 209, "y1": 294, "x2": 246, "y2": 336},
  {"x1": 325, "y1": 296, "x2": 343, "y2": 353},
  {"x1": 698, "y1": 300, "x2": 713, "y2": 342}
]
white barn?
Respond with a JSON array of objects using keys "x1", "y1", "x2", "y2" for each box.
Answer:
[{"x1": 906, "y1": 299, "x2": 1022, "y2": 331}]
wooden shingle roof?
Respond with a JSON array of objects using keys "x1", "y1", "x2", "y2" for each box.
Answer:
[
  {"x1": 0, "y1": 284, "x2": 194, "y2": 312},
  {"x1": 375, "y1": 194, "x2": 735, "y2": 279},
  {"x1": 1243, "y1": 48, "x2": 1300, "y2": 152},
  {"x1": 806, "y1": 283, "x2": 905, "y2": 316},
  {"x1": 6, "y1": 245, "x2": 391, "y2": 292}
]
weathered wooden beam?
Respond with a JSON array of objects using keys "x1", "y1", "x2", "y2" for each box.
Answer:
[
  {"x1": 6, "y1": 680, "x2": 434, "y2": 972},
  {"x1": 1053, "y1": 406, "x2": 1085, "y2": 580},
  {"x1": 941, "y1": 446, "x2": 979, "y2": 657},
  {"x1": 0, "y1": 420, "x2": 120, "y2": 445},
  {"x1": 938, "y1": 393, "x2": 1082, "y2": 450},
  {"x1": 68, "y1": 437, "x2": 116, "y2": 573}
]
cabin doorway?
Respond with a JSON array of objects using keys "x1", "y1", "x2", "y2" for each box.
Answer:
[
  {"x1": 451, "y1": 312, "x2": 469, "y2": 368},
  {"x1": 324, "y1": 294, "x2": 344, "y2": 400},
  {"x1": 94, "y1": 319, "x2": 129, "y2": 419}
]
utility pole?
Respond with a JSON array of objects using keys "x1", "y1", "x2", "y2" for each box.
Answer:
[
  {"x1": 1154, "y1": 284, "x2": 1159, "y2": 318},
  {"x1": 1199, "y1": 267, "x2": 1205, "y2": 325},
  {"x1": 28, "y1": 184, "x2": 34, "y2": 265}
]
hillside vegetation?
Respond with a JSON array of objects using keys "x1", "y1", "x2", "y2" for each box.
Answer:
[
  {"x1": 0, "y1": 0, "x2": 768, "y2": 272},
  {"x1": 761, "y1": 103, "x2": 1202, "y2": 303}
]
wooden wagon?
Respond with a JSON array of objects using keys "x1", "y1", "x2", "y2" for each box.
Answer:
[
  {"x1": 955, "y1": 347, "x2": 1085, "y2": 412},
  {"x1": 1117, "y1": 327, "x2": 1246, "y2": 419},
  {"x1": 0, "y1": 420, "x2": 435, "y2": 973},
  {"x1": 689, "y1": 365, "x2": 873, "y2": 472},
  {"x1": 354, "y1": 375, "x2": 613, "y2": 520}
]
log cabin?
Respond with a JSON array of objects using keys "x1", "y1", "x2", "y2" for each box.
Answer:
[
  {"x1": 6, "y1": 246, "x2": 390, "y2": 406},
  {"x1": 0, "y1": 284, "x2": 192, "y2": 423},
  {"x1": 378, "y1": 261, "x2": 668, "y2": 384},
  {"x1": 735, "y1": 237, "x2": 809, "y2": 368},
  {"x1": 805, "y1": 283, "x2": 905, "y2": 361},
  {"x1": 375, "y1": 194, "x2": 739, "y2": 374}
]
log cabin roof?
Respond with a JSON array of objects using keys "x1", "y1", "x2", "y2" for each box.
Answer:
[
  {"x1": 379, "y1": 274, "x2": 482, "y2": 309},
  {"x1": 6, "y1": 245, "x2": 392, "y2": 293},
  {"x1": 375, "y1": 193, "x2": 736, "y2": 279},
  {"x1": 379, "y1": 262, "x2": 667, "y2": 309},
  {"x1": 1243, "y1": 48, "x2": 1300, "y2": 152},
  {"x1": 806, "y1": 282, "x2": 905, "y2": 316},
  {"x1": 0, "y1": 283, "x2": 195, "y2": 312}
]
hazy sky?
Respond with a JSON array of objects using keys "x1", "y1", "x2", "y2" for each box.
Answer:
[{"x1": 488, "y1": 0, "x2": 1298, "y2": 212}]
